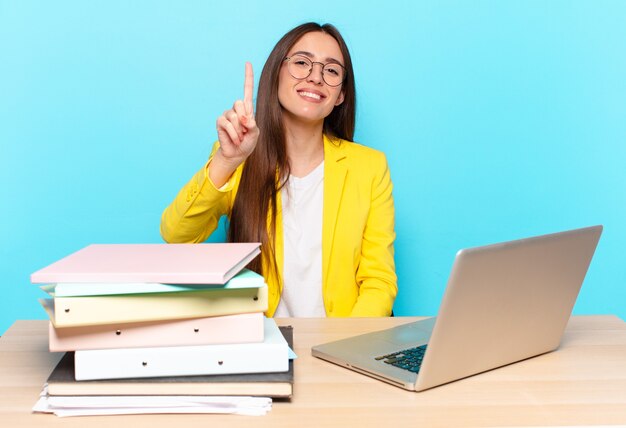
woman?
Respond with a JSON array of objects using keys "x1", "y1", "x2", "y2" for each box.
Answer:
[{"x1": 161, "y1": 22, "x2": 397, "y2": 317}]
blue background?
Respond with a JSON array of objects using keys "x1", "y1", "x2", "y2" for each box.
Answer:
[{"x1": 1, "y1": 1, "x2": 624, "y2": 334}]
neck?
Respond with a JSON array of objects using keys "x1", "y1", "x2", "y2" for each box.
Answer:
[{"x1": 283, "y1": 117, "x2": 325, "y2": 178}]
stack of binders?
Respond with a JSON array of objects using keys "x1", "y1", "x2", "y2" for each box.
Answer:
[{"x1": 30, "y1": 243, "x2": 293, "y2": 406}]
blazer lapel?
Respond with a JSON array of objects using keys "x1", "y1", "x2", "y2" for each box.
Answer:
[{"x1": 322, "y1": 135, "x2": 348, "y2": 287}]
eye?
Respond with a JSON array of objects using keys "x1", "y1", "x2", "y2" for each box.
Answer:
[
  {"x1": 325, "y1": 65, "x2": 341, "y2": 76},
  {"x1": 292, "y1": 57, "x2": 311, "y2": 68}
]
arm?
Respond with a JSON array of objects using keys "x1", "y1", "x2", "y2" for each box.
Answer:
[
  {"x1": 161, "y1": 62, "x2": 258, "y2": 243},
  {"x1": 350, "y1": 154, "x2": 398, "y2": 316},
  {"x1": 160, "y1": 143, "x2": 240, "y2": 243}
]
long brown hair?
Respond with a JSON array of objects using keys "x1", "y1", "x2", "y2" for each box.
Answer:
[{"x1": 228, "y1": 22, "x2": 357, "y2": 281}]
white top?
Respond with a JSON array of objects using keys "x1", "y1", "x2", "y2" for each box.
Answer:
[{"x1": 274, "y1": 161, "x2": 326, "y2": 317}]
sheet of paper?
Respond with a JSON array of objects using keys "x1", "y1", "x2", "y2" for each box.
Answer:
[{"x1": 33, "y1": 387, "x2": 272, "y2": 417}]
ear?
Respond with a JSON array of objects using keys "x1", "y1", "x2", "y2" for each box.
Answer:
[{"x1": 334, "y1": 90, "x2": 345, "y2": 106}]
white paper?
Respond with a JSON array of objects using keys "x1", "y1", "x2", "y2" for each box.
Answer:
[{"x1": 33, "y1": 386, "x2": 272, "y2": 417}]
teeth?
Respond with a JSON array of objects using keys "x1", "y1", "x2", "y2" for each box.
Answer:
[{"x1": 299, "y1": 91, "x2": 321, "y2": 100}]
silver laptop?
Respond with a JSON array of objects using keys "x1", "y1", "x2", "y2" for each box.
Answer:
[{"x1": 312, "y1": 225, "x2": 602, "y2": 391}]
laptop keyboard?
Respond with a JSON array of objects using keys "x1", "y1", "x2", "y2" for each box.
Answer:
[{"x1": 375, "y1": 344, "x2": 427, "y2": 373}]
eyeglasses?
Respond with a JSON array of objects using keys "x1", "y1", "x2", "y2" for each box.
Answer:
[{"x1": 284, "y1": 55, "x2": 346, "y2": 87}]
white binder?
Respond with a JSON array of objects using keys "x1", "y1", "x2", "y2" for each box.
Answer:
[{"x1": 74, "y1": 318, "x2": 288, "y2": 380}]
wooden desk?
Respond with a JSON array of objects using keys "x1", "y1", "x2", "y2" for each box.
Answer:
[{"x1": 1, "y1": 316, "x2": 626, "y2": 427}]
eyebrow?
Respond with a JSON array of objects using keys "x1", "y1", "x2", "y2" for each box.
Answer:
[{"x1": 290, "y1": 50, "x2": 344, "y2": 66}]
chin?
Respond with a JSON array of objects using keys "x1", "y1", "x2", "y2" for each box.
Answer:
[
  {"x1": 282, "y1": 107, "x2": 328, "y2": 125},
  {"x1": 300, "y1": 104, "x2": 335, "y2": 120}
]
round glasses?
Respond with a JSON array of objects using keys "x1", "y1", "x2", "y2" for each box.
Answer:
[{"x1": 284, "y1": 55, "x2": 346, "y2": 87}]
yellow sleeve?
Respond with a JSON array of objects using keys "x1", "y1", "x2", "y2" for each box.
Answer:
[
  {"x1": 350, "y1": 152, "x2": 397, "y2": 316},
  {"x1": 160, "y1": 142, "x2": 240, "y2": 243}
]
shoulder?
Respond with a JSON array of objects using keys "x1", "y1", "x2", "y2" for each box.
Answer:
[{"x1": 325, "y1": 136, "x2": 389, "y2": 169}]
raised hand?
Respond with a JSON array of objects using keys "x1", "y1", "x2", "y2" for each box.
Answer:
[
  {"x1": 215, "y1": 62, "x2": 260, "y2": 165},
  {"x1": 209, "y1": 62, "x2": 260, "y2": 188}
]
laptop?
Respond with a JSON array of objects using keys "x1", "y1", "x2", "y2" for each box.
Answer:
[{"x1": 312, "y1": 225, "x2": 603, "y2": 391}]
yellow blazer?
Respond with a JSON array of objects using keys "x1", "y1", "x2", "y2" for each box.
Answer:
[{"x1": 160, "y1": 135, "x2": 397, "y2": 317}]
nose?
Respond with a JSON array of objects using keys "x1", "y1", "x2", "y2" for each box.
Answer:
[{"x1": 307, "y1": 62, "x2": 324, "y2": 85}]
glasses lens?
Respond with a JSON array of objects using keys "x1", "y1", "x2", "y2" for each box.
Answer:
[
  {"x1": 323, "y1": 64, "x2": 344, "y2": 86},
  {"x1": 288, "y1": 56, "x2": 312, "y2": 79}
]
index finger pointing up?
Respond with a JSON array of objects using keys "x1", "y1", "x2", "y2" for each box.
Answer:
[{"x1": 244, "y1": 62, "x2": 254, "y2": 116}]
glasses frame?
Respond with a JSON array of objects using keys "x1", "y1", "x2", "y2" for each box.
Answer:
[{"x1": 283, "y1": 55, "x2": 347, "y2": 87}]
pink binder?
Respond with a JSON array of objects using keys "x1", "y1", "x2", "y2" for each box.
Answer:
[
  {"x1": 48, "y1": 312, "x2": 265, "y2": 351},
  {"x1": 31, "y1": 243, "x2": 261, "y2": 284}
]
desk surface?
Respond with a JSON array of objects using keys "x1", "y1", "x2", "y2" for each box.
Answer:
[{"x1": 1, "y1": 316, "x2": 626, "y2": 427}]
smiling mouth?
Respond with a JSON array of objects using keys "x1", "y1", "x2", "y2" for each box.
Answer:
[{"x1": 297, "y1": 90, "x2": 324, "y2": 101}]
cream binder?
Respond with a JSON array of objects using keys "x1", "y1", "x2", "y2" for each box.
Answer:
[{"x1": 40, "y1": 285, "x2": 268, "y2": 327}]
